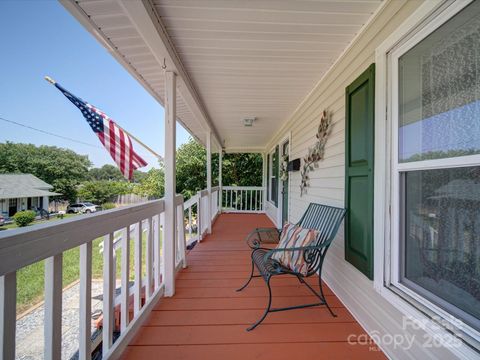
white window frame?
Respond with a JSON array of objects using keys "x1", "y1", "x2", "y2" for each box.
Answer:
[{"x1": 375, "y1": 0, "x2": 480, "y2": 354}]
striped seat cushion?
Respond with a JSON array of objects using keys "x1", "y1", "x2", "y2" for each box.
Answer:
[{"x1": 271, "y1": 223, "x2": 319, "y2": 275}]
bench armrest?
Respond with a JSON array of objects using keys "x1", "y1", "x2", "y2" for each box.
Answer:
[
  {"x1": 245, "y1": 227, "x2": 281, "y2": 249},
  {"x1": 263, "y1": 244, "x2": 327, "y2": 263}
]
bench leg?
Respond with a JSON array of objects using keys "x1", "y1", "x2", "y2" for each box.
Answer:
[
  {"x1": 237, "y1": 259, "x2": 259, "y2": 292},
  {"x1": 294, "y1": 274, "x2": 337, "y2": 318},
  {"x1": 318, "y1": 271, "x2": 337, "y2": 318},
  {"x1": 247, "y1": 276, "x2": 272, "y2": 331}
]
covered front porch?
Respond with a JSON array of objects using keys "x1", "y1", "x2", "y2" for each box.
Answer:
[
  {"x1": 120, "y1": 213, "x2": 384, "y2": 360},
  {"x1": 2, "y1": 0, "x2": 479, "y2": 359}
]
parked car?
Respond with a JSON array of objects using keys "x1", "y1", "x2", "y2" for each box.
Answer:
[
  {"x1": 67, "y1": 202, "x2": 98, "y2": 214},
  {"x1": 0, "y1": 214, "x2": 5, "y2": 226}
]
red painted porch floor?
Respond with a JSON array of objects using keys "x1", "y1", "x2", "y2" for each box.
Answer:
[{"x1": 120, "y1": 214, "x2": 385, "y2": 360}]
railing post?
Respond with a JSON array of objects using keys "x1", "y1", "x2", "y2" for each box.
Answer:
[
  {"x1": 176, "y1": 199, "x2": 187, "y2": 268},
  {"x1": 196, "y1": 192, "x2": 202, "y2": 241},
  {"x1": 0, "y1": 272, "x2": 16, "y2": 360},
  {"x1": 219, "y1": 150, "x2": 222, "y2": 213},
  {"x1": 262, "y1": 153, "x2": 267, "y2": 212},
  {"x1": 44, "y1": 254, "x2": 62, "y2": 360},
  {"x1": 164, "y1": 70, "x2": 177, "y2": 297},
  {"x1": 206, "y1": 131, "x2": 212, "y2": 234}
]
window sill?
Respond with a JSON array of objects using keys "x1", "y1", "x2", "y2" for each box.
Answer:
[{"x1": 375, "y1": 283, "x2": 480, "y2": 357}]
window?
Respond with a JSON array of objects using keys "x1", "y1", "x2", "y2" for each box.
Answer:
[
  {"x1": 392, "y1": 1, "x2": 480, "y2": 332},
  {"x1": 268, "y1": 146, "x2": 279, "y2": 206}
]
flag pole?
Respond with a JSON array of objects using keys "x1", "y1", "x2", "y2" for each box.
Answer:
[{"x1": 45, "y1": 76, "x2": 164, "y2": 162}]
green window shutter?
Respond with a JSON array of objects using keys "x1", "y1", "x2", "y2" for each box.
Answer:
[{"x1": 344, "y1": 63, "x2": 375, "y2": 280}]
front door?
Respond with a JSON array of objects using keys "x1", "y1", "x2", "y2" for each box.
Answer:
[
  {"x1": 345, "y1": 64, "x2": 375, "y2": 279},
  {"x1": 8, "y1": 198, "x2": 17, "y2": 217},
  {"x1": 281, "y1": 141, "x2": 289, "y2": 224}
]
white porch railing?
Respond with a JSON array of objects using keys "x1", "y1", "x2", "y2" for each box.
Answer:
[
  {"x1": 221, "y1": 186, "x2": 265, "y2": 213},
  {"x1": 0, "y1": 186, "x2": 264, "y2": 359},
  {"x1": 182, "y1": 186, "x2": 221, "y2": 246},
  {"x1": 0, "y1": 197, "x2": 186, "y2": 360}
]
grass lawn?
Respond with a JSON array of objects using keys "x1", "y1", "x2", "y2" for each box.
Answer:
[
  {"x1": 16, "y1": 228, "x2": 148, "y2": 315},
  {"x1": 0, "y1": 213, "x2": 79, "y2": 231}
]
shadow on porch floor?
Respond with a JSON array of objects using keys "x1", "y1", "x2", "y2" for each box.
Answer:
[{"x1": 120, "y1": 213, "x2": 385, "y2": 360}]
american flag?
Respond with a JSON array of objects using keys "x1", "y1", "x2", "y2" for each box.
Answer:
[{"x1": 54, "y1": 83, "x2": 147, "y2": 180}]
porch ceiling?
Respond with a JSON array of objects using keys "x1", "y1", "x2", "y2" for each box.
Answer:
[{"x1": 63, "y1": 0, "x2": 382, "y2": 152}]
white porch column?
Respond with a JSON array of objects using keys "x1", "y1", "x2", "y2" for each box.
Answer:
[
  {"x1": 218, "y1": 149, "x2": 222, "y2": 212},
  {"x1": 42, "y1": 196, "x2": 49, "y2": 212},
  {"x1": 164, "y1": 71, "x2": 176, "y2": 297},
  {"x1": 262, "y1": 153, "x2": 267, "y2": 211},
  {"x1": 206, "y1": 131, "x2": 212, "y2": 234}
]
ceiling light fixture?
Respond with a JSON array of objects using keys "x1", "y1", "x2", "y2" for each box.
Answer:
[{"x1": 243, "y1": 117, "x2": 256, "y2": 127}]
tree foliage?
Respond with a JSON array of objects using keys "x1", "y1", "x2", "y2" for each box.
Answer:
[
  {"x1": 0, "y1": 139, "x2": 262, "y2": 203},
  {"x1": 77, "y1": 180, "x2": 133, "y2": 204},
  {"x1": 133, "y1": 168, "x2": 165, "y2": 199},
  {"x1": 176, "y1": 138, "x2": 262, "y2": 198},
  {"x1": 0, "y1": 142, "x2": 91, "y2": 202},
  {"x1": 88, "y1": 164, "x2": 147, "y2": 183}
]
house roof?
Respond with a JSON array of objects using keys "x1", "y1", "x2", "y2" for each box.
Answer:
[{"x1": 0, "y1": 174, "x2": 61, "y2": 200}]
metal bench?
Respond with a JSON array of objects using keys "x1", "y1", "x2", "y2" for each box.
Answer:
[{"x1": 237, "y1": 203, "x2": 346, "y2": 331}]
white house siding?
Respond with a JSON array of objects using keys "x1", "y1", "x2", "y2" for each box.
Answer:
[
  {"x1": 265, "y1": 200, "x2": 278, "y2": 226},
  {"x1": 265, "y1": 1, "x2": 467, "y2": 359}
]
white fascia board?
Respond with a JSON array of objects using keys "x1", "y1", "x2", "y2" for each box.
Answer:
[
  {"x1": 119, "y1": 0, "x2": 222, "y2": 148},
  {"x1": 59, "y1": 0, "x2": 221, "y2": 149}
]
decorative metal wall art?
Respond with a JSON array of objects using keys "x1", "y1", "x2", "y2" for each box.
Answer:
[{"x1": 300, "y1": 110, "x2": 332, "y2": 196}]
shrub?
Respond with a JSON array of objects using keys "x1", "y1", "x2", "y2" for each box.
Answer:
[
  {"x1": 102, "y1": 202, "x2": 116, "y2": 210},
  {"x1": 13, "y1": 210, "x2": 36, "y2": 227}
]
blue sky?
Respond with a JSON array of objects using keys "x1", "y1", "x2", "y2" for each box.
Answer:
[{"x1": 0, "y1": 0, "x2": 191, "y2": 168}]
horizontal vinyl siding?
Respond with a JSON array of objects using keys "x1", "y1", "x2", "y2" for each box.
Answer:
[{"x1": 266, "y1": 0, "x2": 463, "y2": 359}]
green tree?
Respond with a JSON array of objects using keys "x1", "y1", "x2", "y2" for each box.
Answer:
[
  {"x1": 0, "y1": 142, "x2": 91, "y2": 202},
  {"x1": 77, "y1": 180, "x2": 133, "y2": 204},
  {"x1": 88, "y1": 164, "x2": 124, "y2": 181},
  {"x1": 175, "y1": 138, "x2": 262, "y2": 198},
  {"x1": 88, "y1": 164, "x2": 147, "y2": 183},
  {"x1": 133, "y1": 168, "x2": 165, "y2": 199}
]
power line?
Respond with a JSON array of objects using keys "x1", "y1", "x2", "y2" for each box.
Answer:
[
  {"x1": 0, "y1": 116, "x2": 101, "y2": 148},
  {"x1": 0, "y1": 116, "x2": 162, "y2": 163}
]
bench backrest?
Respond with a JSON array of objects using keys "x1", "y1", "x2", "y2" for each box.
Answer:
[{"x1": 297, "y1": 202, "x2": 346, "y2": 249}]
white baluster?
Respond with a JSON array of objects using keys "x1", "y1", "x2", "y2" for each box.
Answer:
[
  {"x1": 120, "y1": 227, "x2": 130, "y2": 333},
  {"x1": 146, "y1": 217, "x2": 153, "y2": 299},
  {"x1": 134, "y1": 222, "x2": 142, "y2": 315},
  {"x1": 44, "y1": 254, "x2": 62, "y2": 360},
  {"x1": 248, "y1": 190, "x2": 254, "y2": 211},
  {"x1": 154, "y1": 215, "x2": 161, "y2": 291},
  {"x1": 79, "y1": 242, "x2": 92, "y2": 360},
  {"x1": 0, "y1": 272, "x2": 16, "y2": 360},
  {"x1": 103, "y1": 234, "x2": 114, "y2": 354}
]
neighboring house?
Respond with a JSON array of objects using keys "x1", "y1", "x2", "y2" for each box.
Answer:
[{"x1": 0, "y1": 174, "x2": 60, "y2": 217}]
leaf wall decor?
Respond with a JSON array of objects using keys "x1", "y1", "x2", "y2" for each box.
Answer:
[{"x1": 300, "y1": 110, "x2": 332, "y2": 196}]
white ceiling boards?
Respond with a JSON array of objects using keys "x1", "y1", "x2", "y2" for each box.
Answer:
[{"x1": 64, "y1": 0, "x2": 382, "y2": 152}]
